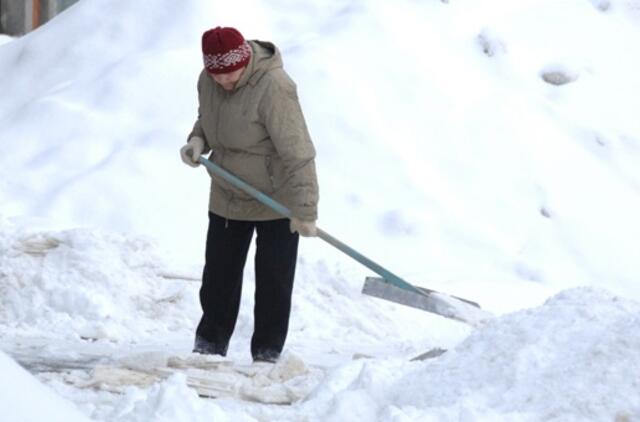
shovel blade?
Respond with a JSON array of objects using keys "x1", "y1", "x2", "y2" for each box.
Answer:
[{"x1": 362, "y1": 277, "x2": 492, "y2": 326}]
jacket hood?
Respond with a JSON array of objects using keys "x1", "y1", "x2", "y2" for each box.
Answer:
[{"x1": 235, "y1": 40, "x2": 282, "y2": 89}]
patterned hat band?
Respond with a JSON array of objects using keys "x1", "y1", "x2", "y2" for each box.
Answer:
[{"x1": 203, "y1": 41, "x2": 252, "y2": 73}]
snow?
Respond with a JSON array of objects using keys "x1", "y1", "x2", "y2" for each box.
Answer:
[
  {"x1": 105, "y1": 373, "x2": 256, "y2": 422},
  {"x1": 0, "y1": 220, "x2": 195, "y2": 341},
  {"x1": 0, "y1": 350, "x2": 90, "y2": 422},
  {"x1": 1, "y1": 0, "x2": 640, "y2": 420},
  {"x1": 391, "y1": 287, "x2": 640, "y2": 421},
  {"x1": 293, "y1": 287, "x2": 640, "y2": 421},
  {"x1": 0, "y1": 35, "x2": 14, "y2": 46},
  {"x1": 0, "y1": 216, "x2": 461, "y2": 355}
]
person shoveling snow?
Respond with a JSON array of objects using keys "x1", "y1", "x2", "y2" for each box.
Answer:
[{"x1": 179, "y1": 26, "x2": 320, "y2": 363}]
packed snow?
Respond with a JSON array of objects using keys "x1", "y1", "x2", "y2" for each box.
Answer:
[{"x1": 1, "y1": 0, "x2": 640, "y2": 420}]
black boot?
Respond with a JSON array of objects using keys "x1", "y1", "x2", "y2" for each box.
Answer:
[
  {"x1": 253, "y1": 349, "x2": 280, "y2": 363},
  {"x1": 192, "y1": 335, "x2": 228, "y2": 356}
]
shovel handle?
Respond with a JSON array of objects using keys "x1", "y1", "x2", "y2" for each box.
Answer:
[{"x1": 198, "y1": 156, "x2": 425, "y2": 295}]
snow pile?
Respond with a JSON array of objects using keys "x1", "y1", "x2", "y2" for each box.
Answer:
[
  {"x1": 302, "y1": 287, "x2": 640, "y2": 421},
  {"x1": 0, "y1": 0, "x2": 639, "y2": 303},
  {"x1": 0, "y1": 351, "x2": 91, "y2": 422},
  {"x1": 0, "y1": 217, "x2": 199, "y2": 341},
  {"x1": 0, "y1": 216, "x2": 462, "y2": 358},
  {"x1": 106, "y1": 374, "x2": 255, "y2": 422},
  {"x1": 0, "y1": 0, "x2": 214, "y2": 262}
]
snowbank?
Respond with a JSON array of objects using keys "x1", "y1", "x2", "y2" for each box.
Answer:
[
  {"x1": 302, "y1": 287, "x2": 640, "y2": 421},
  {"x1": 0, "y1": 216, "x2": 461, "y2": 358},
  {"x1": 0, "y1": 351, "x2": 90, "y2": 422},
  {"x1": 1, "y1": 0, "x2": 639, "y2": 303},
  {"x1": 0, "y1": 217, "x2": 199, "y2": 342}
]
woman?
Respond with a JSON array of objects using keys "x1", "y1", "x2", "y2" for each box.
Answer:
[{"x1": 180, "y1": 26, "x2": 319, "y2": 363}]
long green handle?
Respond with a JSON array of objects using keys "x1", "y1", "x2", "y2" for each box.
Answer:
[{"x1": 198, "y1": 156, "x2": 426, "y2": 296}]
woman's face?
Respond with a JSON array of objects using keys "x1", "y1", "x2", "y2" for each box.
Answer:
[{"x1": 211, "y1": 67, "x2": 246, "y2": 91}]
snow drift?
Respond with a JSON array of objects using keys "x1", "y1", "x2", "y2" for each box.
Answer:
[
  {"x1": 0, "y1": 216, "x2": 456, "y2": 357},
  {"x1": 301, "y1": 287, "x2": 640, "y2": 421},
  {"x1": 1, "y1": 0, "x2": 640, "y2": 300}
]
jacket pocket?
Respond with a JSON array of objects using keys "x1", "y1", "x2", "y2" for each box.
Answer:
[{"x1": 219, "y1": 152, "x2": 274, "y2": 197}]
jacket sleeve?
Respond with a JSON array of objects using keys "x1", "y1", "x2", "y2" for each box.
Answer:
[
  {"x1": 260, "y1": 73, "x2": 319, "y2": 221},
  {"x1": 187, "y1": 72, "x2": 211, "y2": 154}
]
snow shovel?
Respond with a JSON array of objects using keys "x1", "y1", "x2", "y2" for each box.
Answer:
[{"x1": 198, "y1": 156, "x2": 491, "y2": 326}]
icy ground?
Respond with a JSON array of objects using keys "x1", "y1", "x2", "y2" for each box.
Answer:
[{"x1": 1, "y1": 0, "x2": 640, "y2": 420}]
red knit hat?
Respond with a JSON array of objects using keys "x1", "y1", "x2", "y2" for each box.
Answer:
[{"x1": 202, "y1": 27, "x2": 251, "y2": 74}]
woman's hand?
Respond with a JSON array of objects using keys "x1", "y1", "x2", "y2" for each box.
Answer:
[
  {"x1": 180, "y1": 136, "x2": 206, "y2": 167},
  {"x1": 289, "y1": 218, "x2": 317, "y2": 237}
]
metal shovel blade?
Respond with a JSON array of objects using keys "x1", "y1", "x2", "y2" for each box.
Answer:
[{"x1": 362, "y1": 277, "x2": 492, "y2": 326}]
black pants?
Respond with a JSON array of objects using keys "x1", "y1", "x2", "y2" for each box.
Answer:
[{"x1": 195, "y1": 212, "x2": 299, "y2": 359}]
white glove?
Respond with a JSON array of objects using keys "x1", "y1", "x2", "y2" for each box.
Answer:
[
  {"x1": 289, "y1": 218, "x2": 317, "y2": 237},
  {"x1": 180, "y1": 136, "x2": 205, "y2": 167}
]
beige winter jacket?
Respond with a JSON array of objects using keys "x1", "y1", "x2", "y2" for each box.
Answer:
[{"x1": 187, "y1": 40, "x2": 319, "y2": 222}]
